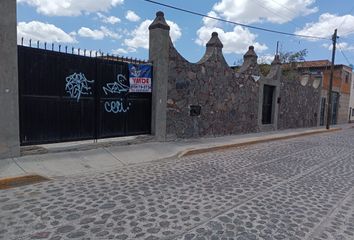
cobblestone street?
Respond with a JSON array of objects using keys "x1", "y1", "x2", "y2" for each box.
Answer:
[{"x1": 1, "y1": 129, "x2": 354, "y2": 240}]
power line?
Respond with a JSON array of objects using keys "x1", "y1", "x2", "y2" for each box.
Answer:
[
  {"x1": 337, "y1": 40, "x2": 353, "y2": 66},
  {"x1": 250, "y1": 0, "x2": 302, "y2": 28},
  {"x1": 269, "y1": 0, "x2": 316, "y2": 24},
  {"x1": 336, "y1": 5, "x2": 354, "y2": 30},
  {"x1": 341, "y1": 29, "x2": 354, "y2": 37},
  {"x1": 339, "y1": 47, "x2": 351, "y2": 66},
  {"x1": 143, "y1": 0, "x2": 330, "y2": 41}
]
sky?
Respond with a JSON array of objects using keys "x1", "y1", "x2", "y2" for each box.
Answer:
[{"x1": 16, "y1": 0, "x2": 354, "y2": 66}]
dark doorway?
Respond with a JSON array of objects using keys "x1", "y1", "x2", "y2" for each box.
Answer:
[
  {"x1": 331, "y1": 91, "x2": 339, "y2": 125},
  {"x1": 262, "y1": 85, "x2": 275, "y2": 124},
  {"x1": 320, "y1": 97, "x2": 326, "y2": 126}
]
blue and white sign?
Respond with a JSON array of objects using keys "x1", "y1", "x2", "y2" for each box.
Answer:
[{"x1": 128, "y1": 64, "x2": 152, "y2": 93}]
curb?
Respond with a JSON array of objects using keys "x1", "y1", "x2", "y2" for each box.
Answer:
[
  {"x1": 178, "y1": 128, "x2": 341, "y2": 158},
  {"x1": 20, "y1": 135, "x2": 154, "y2": 156},
  {"x1": 0, "y1": 174, "x2": 50, "y2": 190}
]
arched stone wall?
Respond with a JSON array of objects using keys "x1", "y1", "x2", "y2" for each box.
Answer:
[{"x1": 149, "y1": 12, "x2": 320, "y2": 139}]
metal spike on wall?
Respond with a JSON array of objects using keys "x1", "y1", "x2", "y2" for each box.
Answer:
[
  {"x1": 59, "y1": 45, "x2": 61, "y2": 52},
  {"x1": 37, "y1": 41, "x2": 40, "y2": 48},
  {"x1": 29, "y1": 39, "x2": 32, "y2": 47},
  {"x1": 65, "y1": 46, "x2": 68, "y2": 53},
  {"x1": 44, "y1": 42, "x2": 47, "y2": 50},
  {"x1": 21, "y1": 37, "x2": 24, "y2": 46},
  {"x1": 51, "y1": 43, "x2": 54, "y2": 51}
]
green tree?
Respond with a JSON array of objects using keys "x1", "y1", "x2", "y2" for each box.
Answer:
[{"x1": 279, "y1": 49, "x2": 308, "y2": 63}]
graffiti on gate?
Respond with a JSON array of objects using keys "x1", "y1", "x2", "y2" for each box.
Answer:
[
  {"x1": 65, "y1": 73, "x2": 94, "y2": 102},
  {"x1": 104, "y1": 99, "x2": 131, "y2": 113},
  {"x1": 103, "y1": 74, "x2": 131, "y2": 114},
  {"x1": 102, "y1": 74, "x2": 129, "y2": 95}
]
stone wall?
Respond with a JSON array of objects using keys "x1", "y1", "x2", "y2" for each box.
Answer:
[
  {"x1": 149, "y1": 12, "x2": 321, "y2": 140},
  {"x1": 278, "y1": 72, "x2": 321, "y2": 129},
  {"x1": 166, "y1": 36, "x2": 260, "y2": 138}
]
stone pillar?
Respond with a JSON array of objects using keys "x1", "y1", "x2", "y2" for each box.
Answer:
[
  {"x1": 149, "y1": 12, "x2": 170, "y2": 141},
  {"x1": 0, "y1": 0, "x2": 20, "y2": 159}
]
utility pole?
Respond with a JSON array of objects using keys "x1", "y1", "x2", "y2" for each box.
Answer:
[
  {"x1": 326, "y1": 29, "x2": 337, "y2": 130},
  {"x1": 276, "y1": 41, "x2": 279, "y2": 55}
]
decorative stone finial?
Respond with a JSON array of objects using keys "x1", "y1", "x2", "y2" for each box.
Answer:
[
  {"x1": 156, "y1": 11, "x2": 164, "y2": 17},
  {"x1": 243, "y1": 45, "x2": 258, "y2": 60},
  {"x1": 149, "y1": 11, "x2": 170, "y2": 30},
  {"x1": 206, "y1": 32, "x2": 223, "y2": 48},
  {"x1": 271, "y1": 54, "x2": 281, "y2": 65}
]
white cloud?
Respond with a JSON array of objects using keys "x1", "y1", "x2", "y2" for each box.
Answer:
[
  {"x1": 203, "y1": 11, "x2": 220, "y2": 28},
  {"x1": 17, "y1": 21, "x2": 76, "y2": 43},
  {"x1": 323, "y1": 42, "x2": 354, "y2": 52},
  {"x1": 125, "y1": 10, "x2": 141, "y2": 22},
  {"x1": 112, "y1": 48, "x2": 128, "y2": 55},
  {"x1": 258, "y1": 54, "x2": 275, "y2": 64},
  {"x1": 78, "y1": 27, "x2": 105, "y2": 40},
  {"x1": 123, "y1": 19, "x2": 181, "y2": 52},
  {"x1": 97, "y1": 13, "x2": 121, "y2": 24},
  {"x1": 17, "y1": 0, "x2": 124, "y2": 16},
  {"x1": 196, "y1": 25, "x2": 268, "y2": 54},
  {"x1": 78, "y1": 26, "x2": 120, "y2": 40},
  {"x1": 212, "y1": 0, "x2": 317, "y2": 24},
  {"x1": 295, "y1": 13, "x2": 354, "y2": 40},
  {"x1": 100, "y1": 26, "x2": 120, "y2": 39}
]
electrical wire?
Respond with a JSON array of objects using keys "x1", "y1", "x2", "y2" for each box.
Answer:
[
  {"x1": 341, "y1": 29, "x2": 354, "y2": 37},
  {"x1": 336, "y1": 5, "x2": 354, "y2": 30},
  {"x1": 268, "y1": 0, "x2": 316, "y2": 25},
  {"x1": 250, "y1": 0, "x2": 301, "y2": 28},
  {"x1": 143, "y1": 0, "x2": 330, "y2": 41},
  {"x1": 337, "y1": 40, "x2": 353, "y2": 66}
]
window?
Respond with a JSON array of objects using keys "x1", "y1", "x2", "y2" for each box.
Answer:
[{"x1": 344, "y1": 71, "x2": 350, "y2": 83}]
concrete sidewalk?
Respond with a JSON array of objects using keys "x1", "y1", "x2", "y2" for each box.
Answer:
[{"x1": 0, "y1": 125, "x2": 351, "y2": 180}]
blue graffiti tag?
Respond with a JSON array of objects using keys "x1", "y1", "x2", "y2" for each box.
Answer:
[
  {"x1": 104, "y1": 99, "x2": 131, "y2": 113},
  {"x1": 102, "y1": 74, "x2": 129, "y2": 95},
  {"x1": 65, "y1": 73, "x2": 94, "y2": 102}
]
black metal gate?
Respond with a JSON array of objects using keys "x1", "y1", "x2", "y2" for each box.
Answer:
[{"x1": 18, "y1": 46, "x2": 152, "y2": 145}]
